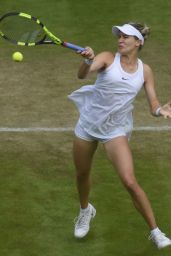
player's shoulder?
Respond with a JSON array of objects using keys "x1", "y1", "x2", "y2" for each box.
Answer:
[
  {"x1": 143, "y1": 63, "x2": 152, "y2": 73},
  {"x1": 96, "y1": 51, "x2": 114, "y2": 59},
  {"x1": 143, "y1": 63, "x2": 154, "y2": 82},
  {"x1": 95, "y1": 51, "x2": 115, "y2": 68}
]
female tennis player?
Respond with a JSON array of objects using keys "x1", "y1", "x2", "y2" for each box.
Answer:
[{"x1": 68, "y1": 22, "x2": 171, "y2": 249}]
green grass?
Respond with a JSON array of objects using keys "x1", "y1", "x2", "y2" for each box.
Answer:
[
  {"x1": 0, "y1": 132, "x2": 171, "y2": 256},
  {"x1": 0, "y1": 0, "x2": 171, "y2": 255}
]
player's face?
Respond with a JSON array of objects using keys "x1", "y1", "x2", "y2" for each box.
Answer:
[{"x1": 117, "y1": 32, "x2": 140, "y2": 54}]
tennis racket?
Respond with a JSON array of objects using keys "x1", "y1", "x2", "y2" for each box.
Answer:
[{"x1": 0, "y1": 11, "x2": 85, "y2": 51}]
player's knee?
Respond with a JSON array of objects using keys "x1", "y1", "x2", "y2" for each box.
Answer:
[
  {"x1": 123, "y1": 178, "x2": 139, "y2": 194},
  {"x1": 76, "y1": 169, "x2": 90, "y2": 180}
]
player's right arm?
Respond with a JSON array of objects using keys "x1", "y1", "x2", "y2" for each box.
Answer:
[{"x1": 77, "y1": 47, "x2": 114, "y2": 79}]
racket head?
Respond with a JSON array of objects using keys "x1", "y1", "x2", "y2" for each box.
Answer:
[{"x1": 0, "y1": 12, "x2": 62, "y2": 46}]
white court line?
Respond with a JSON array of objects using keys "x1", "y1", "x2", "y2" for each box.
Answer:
[
  {"x1": 0, "y1": 127, "x2": 74, "y2": 132},
  {"x1": 133, "y1": 126, "x2": 171, "y2": 131},
  {"x1": 0, "y1": 126, "x2": 170, "y2": 132}
]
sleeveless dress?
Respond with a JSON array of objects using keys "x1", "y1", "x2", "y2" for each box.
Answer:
[{"x1": 68, "y1": 52, "x2": 144, "y2": 140}]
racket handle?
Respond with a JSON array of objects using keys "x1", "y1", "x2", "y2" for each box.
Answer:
[{"x1": 63, "y1": 42, "x2": 85, "y2": 52}]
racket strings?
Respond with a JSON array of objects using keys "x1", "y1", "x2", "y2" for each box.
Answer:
[{"x1": 0, "y1": 15, "x2": 45, "y2": 44}]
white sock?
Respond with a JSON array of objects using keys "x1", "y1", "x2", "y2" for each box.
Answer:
[
  {"x1": 150, "y1": 227, "x2": 160, "y2": 235},
  {"x1": 80, "y1": 204, "x2": 90, "y2": 213}
]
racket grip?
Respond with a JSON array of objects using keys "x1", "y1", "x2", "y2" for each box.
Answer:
[{"x1": 63, "y1": 42, "x2": 85, "y2": 52}]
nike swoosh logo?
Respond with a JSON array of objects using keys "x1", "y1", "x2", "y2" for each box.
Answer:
[{"x1": 122, "y1": 77, "x2": 129, "y2": 80}]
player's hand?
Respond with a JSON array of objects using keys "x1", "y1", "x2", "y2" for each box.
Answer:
[
  {"x1": 81, "y1": 46, "x2": 95, "y2": 60},
  {"x1": 160, "y1": 101, "x2": 171, "y2": 118}
]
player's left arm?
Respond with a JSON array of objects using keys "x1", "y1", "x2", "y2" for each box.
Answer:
[{"x1": 143, "y1": 64, "x2": 171, "y2": 118}]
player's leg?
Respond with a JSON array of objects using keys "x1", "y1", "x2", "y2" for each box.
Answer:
[
  {"x1": 104, "y1": 136, "x2": 157, "y2": 228},
  {"x1": 73, "y1": 136, "x2": 98, "y2": 208},
  {"x1": 103, "y1": 136, "x2": 171, "y2": 248},
  {"x1": 73, "y1": 136, "x2": 97, "y2": 238}
]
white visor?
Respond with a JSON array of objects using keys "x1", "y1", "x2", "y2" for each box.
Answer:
[{"x1": 112, "y1": 24, "x2": 144, "y2": 45}]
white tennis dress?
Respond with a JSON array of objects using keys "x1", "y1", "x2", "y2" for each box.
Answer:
[{"x1": 68, "y1": 52, "x2": 144, "y2": 140}]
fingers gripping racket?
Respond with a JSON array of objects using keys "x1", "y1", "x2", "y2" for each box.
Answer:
[{"x1": 0, "y1": 12, "x2": 85, "y2": 51}]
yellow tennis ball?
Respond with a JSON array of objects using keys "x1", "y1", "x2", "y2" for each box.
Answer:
[{"x1": 12, "y1": 52, "x2": 23, "y2": 62}]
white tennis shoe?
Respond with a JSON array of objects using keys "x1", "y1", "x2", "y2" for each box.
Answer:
[
  {"x1": 149, "y1": 229, "x2": 171, "y2": 249},
  {"x1": 74, "y1": 203, "x2": 96, "y2": 238}
]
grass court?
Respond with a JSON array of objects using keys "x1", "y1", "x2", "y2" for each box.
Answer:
[{"x1": 0, "y1": 1, "x2": 171, "y2": 255}]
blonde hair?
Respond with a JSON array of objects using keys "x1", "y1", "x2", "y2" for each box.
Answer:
[{"x1": 128, "y1": 22, "x2": 150, "y2": 49}]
